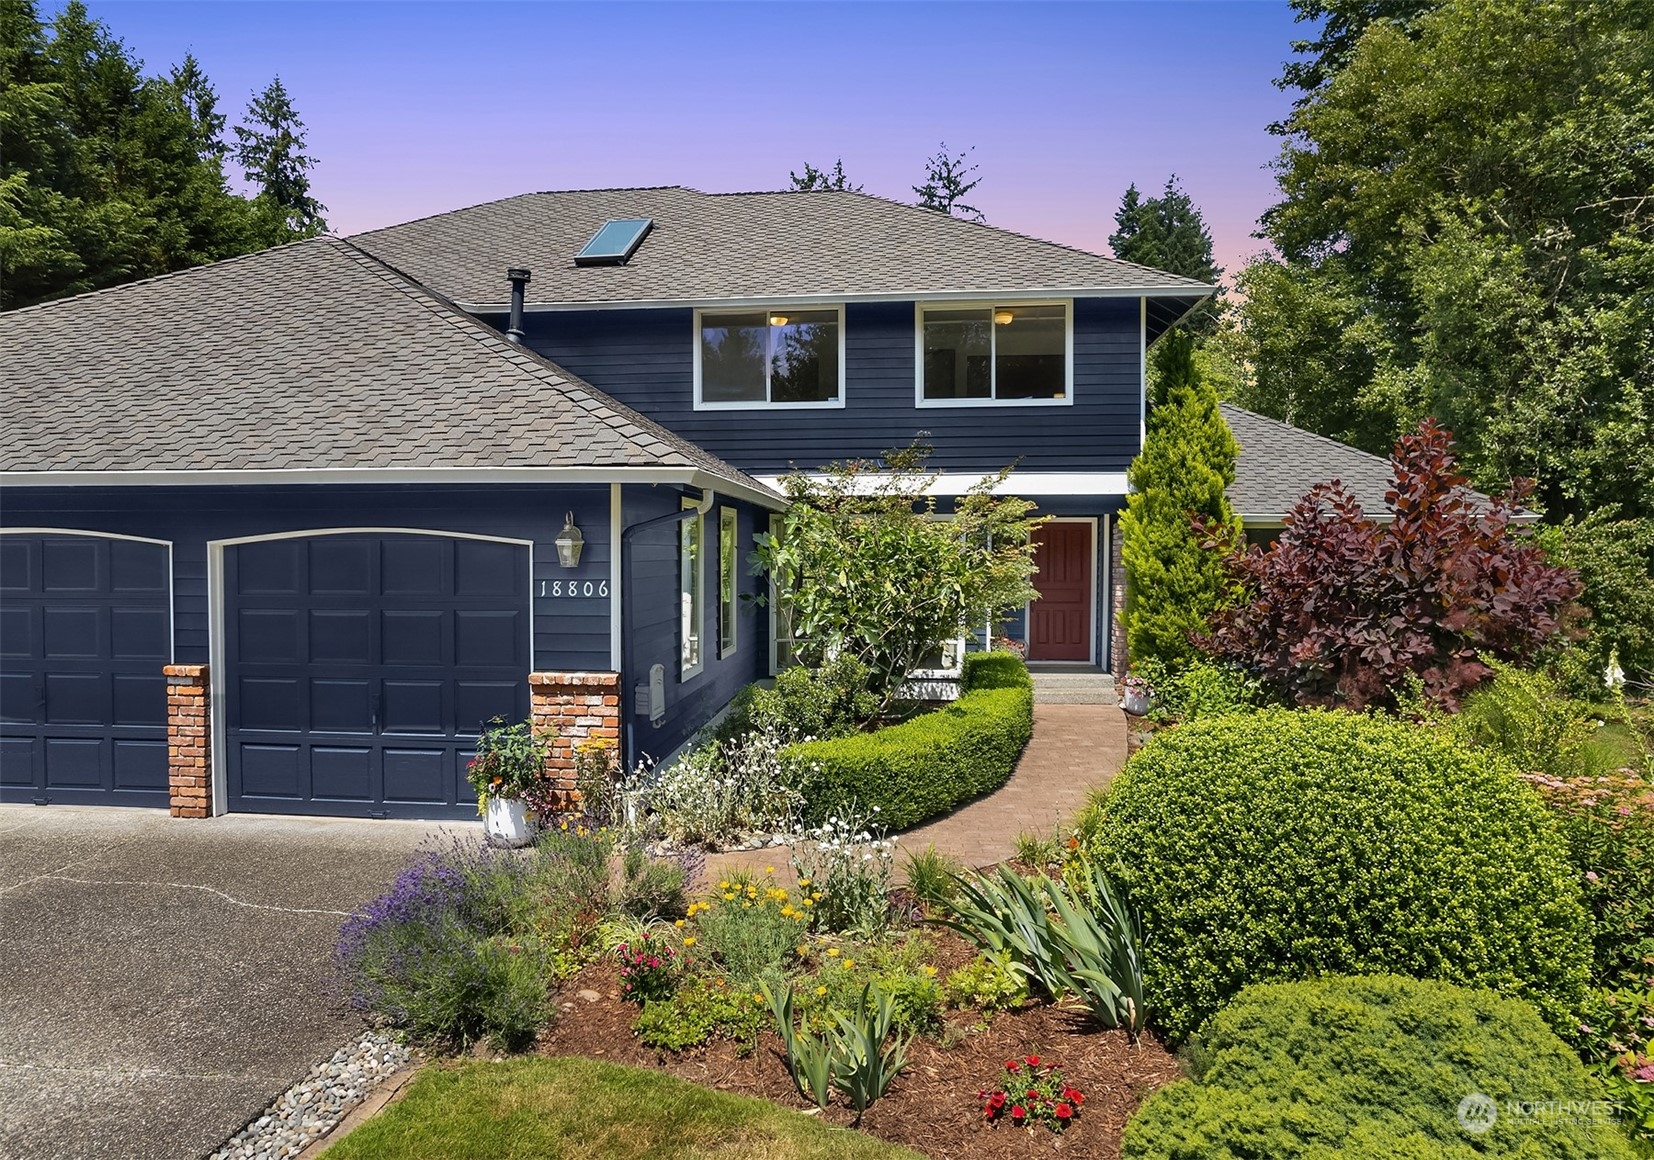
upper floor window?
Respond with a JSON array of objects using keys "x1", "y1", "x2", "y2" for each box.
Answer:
[
  {"x1": 695, "y1": 307, "x2": 843, "y2": 408},
  {"x1": 918, "y1": 302, "x2": 1070, "y2": 406}
]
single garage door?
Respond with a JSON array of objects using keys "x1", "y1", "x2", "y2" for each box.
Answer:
[
  {"x1": 225, "y1": 533, "x2": 530, "y2": 819},
  {"x1": 0, "y1": 533, "x2": 172, "y2": 807}
]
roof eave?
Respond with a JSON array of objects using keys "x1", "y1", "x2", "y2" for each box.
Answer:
[
  {"x1": 0, "y1": 466, "x2": 787, "y2": 511},
  {"x1": 456, "y1": 282, "x2": 1217, "y2": 314}
]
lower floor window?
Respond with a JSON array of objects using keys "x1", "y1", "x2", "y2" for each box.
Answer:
[{"x1": 681, "y1": 500, "x2": 703, "y2": 677}]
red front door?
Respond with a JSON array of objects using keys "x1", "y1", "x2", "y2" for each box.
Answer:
[{"x1": 1027, "y1": 522, "x2": 1092, "y2": 662}]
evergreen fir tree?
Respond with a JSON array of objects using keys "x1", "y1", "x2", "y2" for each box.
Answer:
[
  {"x1": 789, "y1": 159, "x2": 861, "y2": 191},
  {"x1": 1108, "y1": 175, "x2": 1225, "y2": 339},
  {"x1": 233, "y1": 76, "x2": 327, "y2": 244},
  {"x1": 913, "y1": 142, "x2": 983, "y2": 220},
  {"x1": 1118, "y1": 328, "x2": 1242, "y2": 669},
  {"x1": 1, "y1": 1, "x2": 257, "y2": 308}
]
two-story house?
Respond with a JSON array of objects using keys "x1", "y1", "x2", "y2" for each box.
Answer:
[{"x1": 1, "y1": 186, "x2": 1389, "y2": 822}]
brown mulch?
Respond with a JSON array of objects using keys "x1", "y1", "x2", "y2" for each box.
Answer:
[{"x1": 534, "y1": 932, "x2": 1182, "y2": 1160}]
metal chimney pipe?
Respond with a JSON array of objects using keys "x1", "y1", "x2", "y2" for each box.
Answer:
[{"x1": 506, "y1": 268, "x2": 531, "y2": 344}]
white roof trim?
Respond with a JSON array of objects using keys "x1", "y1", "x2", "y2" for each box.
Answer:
[
  {"x1": 457, "y1": 284, "x2": 1214, "y2": 314},
  {"x1": 1, "y1": 466, "x2": 786, "y2": 510},
  {"x1": 754, "y1": 470, "x2": 1129, "y2": 498}
]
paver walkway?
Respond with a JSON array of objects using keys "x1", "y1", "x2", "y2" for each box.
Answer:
[{"x1": 706, "y1": 703, "x2": 1127, "y2": 884}]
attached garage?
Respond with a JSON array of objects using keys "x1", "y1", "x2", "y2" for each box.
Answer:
[
  {"x1": 223, "y1": 533, "x2": 531, "y2": 819},
  {"x1": 0, "y1": 533, "x2": 171, "y2": 807},
  {"x1": 1, "y1": 236, "x2": 783, "y2": 821}
]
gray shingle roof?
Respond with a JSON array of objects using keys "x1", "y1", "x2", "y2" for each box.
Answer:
[
  {"x1": 1223, "y1": 403, "x2": 1398, "y2": 522},
  {"x1": 0, "y1": 236, "x2": 777, "y2": 500},
  {"x1": 350, "y1": 186, "x2": 1212, "y2": 308}
]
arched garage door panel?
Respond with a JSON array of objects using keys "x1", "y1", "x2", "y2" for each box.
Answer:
[
  {"x1": 225, "y1": 534, "x2": 529, "y2": 818},
  {"x1": 0, "y1": 534, "x2": 171, "y2": 806}
]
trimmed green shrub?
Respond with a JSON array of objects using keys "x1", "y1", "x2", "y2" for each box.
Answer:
[
  {"x1": 713, "y1": 655, "x2": 879, "y2": 747},
  {"x1": 1084, "y1": 709, "x2": 1590, "y2": 1042},
  {"x1": 1122, "y1": 975, "x2": 1636, "y2": 1160},
  {"x1": 1129, "y1": 656, "x2": 1262, "y2": 724},
  {"x1": 784, "y1": 654, "x2": 1033, "y2": 830}
]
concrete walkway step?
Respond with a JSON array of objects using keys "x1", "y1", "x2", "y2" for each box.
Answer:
[{"x1": 1029, "y1": 669, "x2": 1118, "y2": 705}]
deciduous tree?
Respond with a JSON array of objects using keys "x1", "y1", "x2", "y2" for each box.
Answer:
[
  {"x1": 1200, "y1": 420, "x2": 1582, "y2": 709},
  {"x1": 754, "y1": 442, "x2": 1042, "y2": 711},
  {"x1": 1236, "y1": 0, "x2": 1654, "y2": 520}
]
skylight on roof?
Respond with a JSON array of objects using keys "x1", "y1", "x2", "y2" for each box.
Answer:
[{"x1": 575, "y1": 217, "x2": 652, "y2": 266}]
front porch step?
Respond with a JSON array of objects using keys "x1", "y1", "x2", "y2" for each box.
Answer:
[{"x1": 1029, "y1": 669, "x2": 1118, "y2": 705}]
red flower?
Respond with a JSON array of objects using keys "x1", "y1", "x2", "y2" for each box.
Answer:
[
  {"x1": 1063, "y1": 1086, "x2": 1085, "y2": 1105},
  {"x1": 1025, "y1": 1054, "x2": 1040, "y2": 1067},
  {"x1": 989, "y1": 1091, "x2": 1006, "y2": 1109},
  {"x1": 1026, "y1": 1090, "x2": 1039, "y2": 1101},
  {"x1": 1055, "y1": 1102, "x2": 1073, "y2": 1121},
  {"x1": 1010, "y1": 1105, "x2": 1027, "y2": 1123},
  {"x1": 1004, "y1": 1059, "x2": 1020, "y2": 1072}
]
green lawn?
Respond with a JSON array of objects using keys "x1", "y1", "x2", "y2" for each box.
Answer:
[{"x1": 324, "y1": 1056, "x2": 923, "y2": 1160}]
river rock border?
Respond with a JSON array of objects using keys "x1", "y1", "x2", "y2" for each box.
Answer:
[{"x1": 210, "y1": 1033, "x2": 414, "y2": 1160}]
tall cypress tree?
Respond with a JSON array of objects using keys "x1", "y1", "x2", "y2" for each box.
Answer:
[
  {"x1": 233, "y1": 76, "x2": 326, "y2": 244},
  {"x1": 1118, "y1": 329, "x2": 1242, "y2": 669}
]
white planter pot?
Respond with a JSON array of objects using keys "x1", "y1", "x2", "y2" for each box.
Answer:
[
  {"x1": 485, "y1": 797, "x2": 534, "y2": 847},
  {"x1": 1121, "y1": 689, "x2": 1150, "y2": 716}
]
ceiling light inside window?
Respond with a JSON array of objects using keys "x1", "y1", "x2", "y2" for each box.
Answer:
[
  {"x1": 994, "y1": 309, "x2": 1015, "y2": 325},
  {"x1": 769, "y1": 314, "x2": 789, "y2": 326}
]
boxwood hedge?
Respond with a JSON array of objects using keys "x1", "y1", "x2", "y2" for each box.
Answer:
[
  {"x1": 1084, "y1": 709, "x2": 1590, "y2": 1042},
  {"x1": 1122, "y1": 974, "x2": 1635, "y2": 1160},
  {"x1": 784, "y1": 653, "x2": 1032, "y2": 830}
]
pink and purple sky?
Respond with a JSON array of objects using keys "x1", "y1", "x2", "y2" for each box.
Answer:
[{"x1": 87, "y1": 1, "x2": 1308, "y2": 282}]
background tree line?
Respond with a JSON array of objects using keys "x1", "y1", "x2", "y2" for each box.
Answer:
[{"x1": 0, "y1": 0, "x2": 324, "y2": 310}]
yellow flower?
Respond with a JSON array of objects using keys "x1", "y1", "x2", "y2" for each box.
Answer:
[
  {"x1": 811, "y1": 892, "x2": 822, "y2": 901},
  {"x1": 842, "y1": 959, "x2": 854, "y2": 969},
  {"x1": 683, "y1": 936, "x2": 696, "y2": 947},
  {"x1": 742, "y1": 901, "x2": 752, "y2": 909},
  {"x1": 718, "y1": 881, "x2": 729, "y2": 891},
  {"x1": 921, "y1": 965, "x2": 937, "y2": 977},
  {"x1": 815, "y1": 986, "x2": 827, "y2": 996},
  {"x1": 754, "y1": 993, "x2": 764, "y2": 1003},
  {"x1": 765, "y1": 866, "x2": 775, "y2": 875},
  {"x1": 674, "y1": 919, "x2": 685, "y2": 928},
  {"x1": 827, "y1": 948, "x2": 839, "y2": 957},
  {"x1": 723, "y1": 893, "x2": 734, "y2": 901},
  {"x1": 801, "y1": 898, "x2": 813, "y2": 907},
  {"x1": 798, "y1": 878, "x2": 811, "y2": 888},
  {"x1": 796, "y1": 945, "x2": 808, "y2": 957}
]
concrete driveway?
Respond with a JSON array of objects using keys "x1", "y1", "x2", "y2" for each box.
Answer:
[{"x1": 0, "y1": 805, "x2": 465, "y2": 1160}]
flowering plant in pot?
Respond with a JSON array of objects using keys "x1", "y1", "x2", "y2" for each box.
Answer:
[
  {"x1": 1119, "y1": 672, "x2": 1154, "y2": 715},
  {"x1": 467, "y1": 716, "x2": 555, "y2": 847}
]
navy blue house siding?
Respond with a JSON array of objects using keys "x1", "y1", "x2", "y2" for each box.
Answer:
[
  {"x1": 0, "y1": 485, "x2": 615, "y2": 672},
  {"x1": 619, "y1": 485, "x2": 770, "y2": 764},
  {"x1": 494, "y1": 297, "x2": 1142, "y2": 476}
]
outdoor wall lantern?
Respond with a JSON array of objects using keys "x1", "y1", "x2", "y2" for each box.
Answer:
[{"x1": 554, "y1": 512, "x2": 584, "y2": 568}]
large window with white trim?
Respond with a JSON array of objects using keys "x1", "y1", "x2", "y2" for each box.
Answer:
[
  {"x1": 680, "y1": 499, "x2": 704, "y2": 678},
  {"x1": 696, "y1": 307, "x2": 843, "y2": 407},
  {"x1": 918, "y1": 302, "x2": 1070, "y2": 404}
]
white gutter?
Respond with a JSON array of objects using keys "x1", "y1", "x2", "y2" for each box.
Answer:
[{"x1": 754, "y1": 470, "x2": 1130, "y2": 498}]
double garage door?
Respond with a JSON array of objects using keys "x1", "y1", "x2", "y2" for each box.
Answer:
[{"x1": 2, "y1": 532, "x2": 529, "y2": 819}]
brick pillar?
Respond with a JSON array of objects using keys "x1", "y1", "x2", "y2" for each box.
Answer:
[
  {"x1": 527, "y1": 671, "x2": 622, "y2": 813},
  {"x1": 165, "y1": 664, "x2": 211, "y2": 818},
  {"x1": 1108, "y1": 514, "x2": 1128, "y2": 675}
]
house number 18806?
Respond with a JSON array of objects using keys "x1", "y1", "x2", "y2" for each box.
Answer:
[{"x1": 539, "y1": 580, "x2": 609, "y2": 598}]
